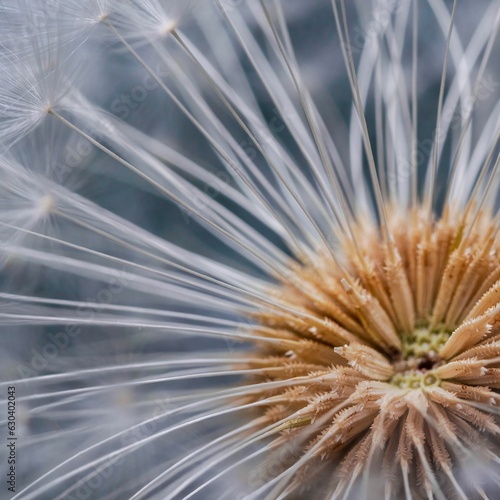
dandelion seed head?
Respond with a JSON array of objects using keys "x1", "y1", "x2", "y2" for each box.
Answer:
[
  {"x1": 1, "y1": 0, "x2": 499, "y2": 499},
  {"x1": 235, "y1": 202, "x2": 500, "y2": 495}
]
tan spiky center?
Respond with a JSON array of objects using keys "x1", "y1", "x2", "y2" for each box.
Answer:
[{"x1": 242, "y1": 205, "x2": 500, "y2": 496}]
